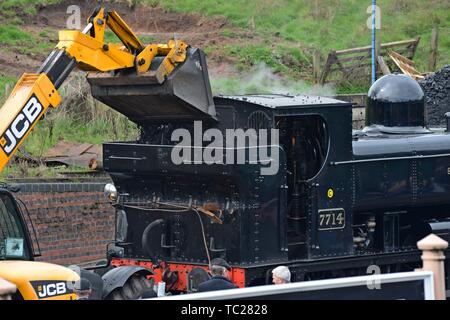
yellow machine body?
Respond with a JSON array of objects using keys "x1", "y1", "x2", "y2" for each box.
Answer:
[
  {"x1": 56, "y1": 30, "x2": 136, "y2": 72},
  {"x1": 0, "y1": 6, "x2": 189, "y2": 173},
  {"x1": 0, "y1": 5, "x2": 210, "y2": 300},
  {"x1": 0, "y1": 74, "x2": 60, "y2": 172},
  {"x1": 0, "y1": 261, "x2": 79, "y2": 300}
]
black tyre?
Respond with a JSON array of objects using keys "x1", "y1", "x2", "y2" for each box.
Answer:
[{"x1": 107, "y1": 274, "x2": 154, "y2": 300}]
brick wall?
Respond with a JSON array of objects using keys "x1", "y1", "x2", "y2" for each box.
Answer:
[{"x1": 15, "y1": 182, "x2": 115, "y2": 266}]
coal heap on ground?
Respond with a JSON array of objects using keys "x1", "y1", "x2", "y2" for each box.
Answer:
[{"x1": 419, "y1": 65, "x2": 450, "y2": 127}]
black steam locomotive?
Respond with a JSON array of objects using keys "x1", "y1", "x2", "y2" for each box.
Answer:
[{"x1": 90, "y1": 51, "x2": 450, "y2": 296}]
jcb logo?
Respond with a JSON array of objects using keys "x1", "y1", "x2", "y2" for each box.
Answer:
[
  {"x1": 0, "y1": 95, "x2": 43, "y2": 156},
  {"x1": 31, "y1": 280, "x2": 70, "y2": 299},
  {"x1": 38, "y1": 282, "x2": 67, "y2": 298}
]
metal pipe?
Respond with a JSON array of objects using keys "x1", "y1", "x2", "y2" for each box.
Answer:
[
  {"x1": 82, "y1": 22, "x2": 93, "y2": 35},
  {"x1": 371, "y1": 0, "x2": 377, "y2": 84},
  {"x1": 445, "y1": 112, "x2": 450, "y2": 132},
  {"x1": 329, "y1": 152, "x2": 450, "y2": 166}
]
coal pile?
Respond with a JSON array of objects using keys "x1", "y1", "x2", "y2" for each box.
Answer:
[{"x1": 419, "y1": 65, "x2": 450, "y2": 127}]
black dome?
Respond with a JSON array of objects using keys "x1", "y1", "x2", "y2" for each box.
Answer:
[{"x1": 365, "y1": 74, "x2": 426, "y2": 128}]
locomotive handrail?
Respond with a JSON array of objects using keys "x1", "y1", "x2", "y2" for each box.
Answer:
[
  {"x1": 330, "y1": 152, "x2": 450, "y2": 166},
  {"x1": 108, "y1": 156, "x2": 147, "y2": 161}
]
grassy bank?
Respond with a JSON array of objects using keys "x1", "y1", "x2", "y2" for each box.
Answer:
[
  {"x1": 152, "y1": 0, "x2": 449, "y2": 73},
  {"x1": 0, "y1": 73, "x2": 139, "y2": 179},
  {"x1": 0, "y1": 75, "x2": 16, "y2": 101}
]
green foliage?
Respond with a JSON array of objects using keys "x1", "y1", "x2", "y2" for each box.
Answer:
[
  {"x1": 141, "y1": 0, "x2": 160, "y2": 7},
  {"x1": 153, "y1": 0, "x2": 449, "y2": 71},
  {"x1": 155, "y1": 0, "x2": 257, "y2": 28},
  {"x1": 0, "y1": 0, "x2": 62, "y2": 14},
  {"x1": 221, "y1": 29, "x2": 237, "y2": 38},
  {"x1": 227, "y1": 45, "x2": 281, "y2": 71},
  {"x1": 104, "y1": 30, "x2": 121, "y2": 44},
  {"x1": 0, "y1": 74, "x2": 139, "y2": 178},
  {"x1": 0, "y1": 0, "x2": 61, "y2": 9},
  {"x1": 336, "y1": 84, "x2": 371, "y2": 95},
  {"x1": 139, "y1": 34, "x2": 156, "y2": 44},
  {"x1": 0, "y1": 75, "x2": 17, "y2": 103},
  {"x1": 1, "y1": 0, "x2": 448, "y2": 72},
  {"x1": 225, "y1": 44, "x2": 312, "y2": 79},
  {"x1": 0, "y1": 26, "x2": 33, "y2": 46},
  {"x1": 0, "y1": 163, "x2": 88, "y2": 180},
  {"x1": 0, "y1": 25, "x2": 55, "y2": 56},
  {"x1": 19, "y1": 40, "x2": 55, "y2": 56},
  {"x1": 22, "y1": 113, "x2": 138, "y2": 157},
  {"x1": 23, "y1": 6, "x2": 37, "y2": 16},
  {"x1": 10, "y1": 17, "x2": 24, "y2": 26}
]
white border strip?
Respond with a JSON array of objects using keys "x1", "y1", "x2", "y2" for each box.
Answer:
[{"x1": 151, "y1": 271, "x2": 435, "y2": 300}]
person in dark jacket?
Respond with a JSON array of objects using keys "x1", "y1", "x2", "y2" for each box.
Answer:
[{"x1": 197, "y1": 258, "x2": 238, "y2": 292}]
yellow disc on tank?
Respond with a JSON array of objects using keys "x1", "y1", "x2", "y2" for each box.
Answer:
[{"x1": 327, "y1": 188, "x2": 334, "y2": 198}]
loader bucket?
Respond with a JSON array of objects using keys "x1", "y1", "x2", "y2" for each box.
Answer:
[{"x1": 87, "y1": 48, "x2": 216, "y2": 123}]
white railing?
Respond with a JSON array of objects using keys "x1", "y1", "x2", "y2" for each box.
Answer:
[
  {"x1": 154, "y1": 271, "x2": 435, "y2": 300},
  {"x1": 151, "y1": 233, "x2": 449, "y2": 301}
]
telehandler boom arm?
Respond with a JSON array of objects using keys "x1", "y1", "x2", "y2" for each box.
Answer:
[{"x1": 0, "y1": 6, "x2": 189, "y2": 172}]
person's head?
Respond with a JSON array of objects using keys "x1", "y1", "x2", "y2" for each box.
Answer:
[
  {"x1": 272, "y1": 266, "x2": 291, "y2": 284},
  {"x1": 74, "y1": 278, "x2": 92, "y2": 300},
  {"x1": 210, "y1": 258, "x2": 232, "y2": 278}
]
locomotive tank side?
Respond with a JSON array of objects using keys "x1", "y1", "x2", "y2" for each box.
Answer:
[
  {"x1": 347, "y1": 74, "x2": 450, "y2": 254},
  {"x1": 351, "y1": 74, "x2": 450, "y2": 212},
  {"x1": 352, "y1": 133, "x2": 450, "y2": 212}
]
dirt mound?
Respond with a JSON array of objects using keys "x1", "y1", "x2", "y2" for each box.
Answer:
[
  {"x1": 34, "y1": 0, "x2": 229, "y2": 35},
  {"x1": 0, "y1": 0, "x2": 245, "y2": 77},
  {"x1": 420, "y1": 65, "x2": 450, "y2": 127},
  {"x1": 0, "y1": 51, "x2": 42, "y2": 77}
]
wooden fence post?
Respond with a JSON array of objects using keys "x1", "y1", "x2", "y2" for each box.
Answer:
[
  {"x1": 429, "y1": 27, "x2": 439, "y2": 72},
  {"x1": 319, "y1": 51, "x2": 335, "y2": 85},
  {"x1": 377, "y1": 56, "x2": 391, "y2": 75},
  {"x1": 4, "y1": 83, "x2": 11, "y2": 98},
  {"x1": 375, "y1": 27, "x2": 382, "y2": 79},
  {"x1": 313, "y1": 50, "x2": 321, "y2": 84},
  {"x1": 417, "y1": 234, "x2": 448, "y2": 300}
]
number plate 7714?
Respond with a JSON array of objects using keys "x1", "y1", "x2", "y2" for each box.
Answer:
[{"x1": 318, "y1": 208, "x2": 345, "y2": 230}]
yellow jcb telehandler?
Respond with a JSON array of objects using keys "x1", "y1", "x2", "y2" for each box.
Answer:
[{"x1": 0, "y1": 5, "x2": 213, "y2": 299}]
